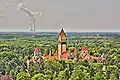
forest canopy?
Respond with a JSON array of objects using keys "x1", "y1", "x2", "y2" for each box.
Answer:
[{"x1": 0, "y1": 32, "x2": 119, "y2": 80}]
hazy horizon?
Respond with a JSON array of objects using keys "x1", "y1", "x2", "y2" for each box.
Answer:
[
  {"x1": 0, "y1": 0, "x2": 120, "y2": 31},
  {"x1": 0, "y1": 29, "x2": 120, "y2": 32}
]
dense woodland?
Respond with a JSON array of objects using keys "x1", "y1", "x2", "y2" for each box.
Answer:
[{"x1": 0, "y1": 32, "x2": 120, "y2": 80}]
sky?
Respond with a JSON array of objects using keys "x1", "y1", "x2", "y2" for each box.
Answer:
[{"x1": 0, "y1": 0, "x2": 120, "y2": 32}]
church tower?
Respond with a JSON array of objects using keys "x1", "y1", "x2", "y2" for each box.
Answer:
[{"x1": 58, "y1": 28, "x2": 67, "y2": 59}]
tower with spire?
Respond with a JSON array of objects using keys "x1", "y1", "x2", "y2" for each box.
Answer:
[{"x1": 58, "y1": 28, "x2": 67, "y2": 59}]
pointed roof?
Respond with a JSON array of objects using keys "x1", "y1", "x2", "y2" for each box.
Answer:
[
  {"x1": 60, "y1": 28, "x2": 66, "y2": 37},
  {"x1": 53, "y1": 50, "x2": 57, "y2": 56},
  {"x1": 82, "y1": 45, "x2": 88, "y2": 51},
  {"x1": 34, "y1": 47, "x2": 40, "y2": 56},
  {"x1": 34, "y1": 47, "x2": 40, "y2": 52},
  {"x1": 43, "y1": 52, "x2": 48, "y2": 57},
  {"x1": 74, "y1": 49, "x2": 77, "y2": 54}
]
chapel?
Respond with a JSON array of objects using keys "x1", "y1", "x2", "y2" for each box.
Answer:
[{"x1": 27, "y1": 28, "x2": 104, "y2": 69}]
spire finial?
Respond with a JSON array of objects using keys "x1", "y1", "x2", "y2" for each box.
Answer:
[{"x1": 60, "y1": 28, "x2": 65, "y2": 37}]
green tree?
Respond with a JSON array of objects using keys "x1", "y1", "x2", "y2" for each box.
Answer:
[
  {"x1": 69, "y1": 65, "x2": 88, "y2": 80},
  {"x1": 56, "y1": 68, "x2": 69, "y2": 80},
  {"x1": 109, "y1": 74, "x2": 118, "y2": 80},
  {"x1": 31, "y1": 73, "x2": 51, "y2": 80},
  {"x1": 93, "y1": 72, "x2": 106, "y2": 80},
  {"x1": 16, "y1": 71, "x2": 30, "y2": 80}
]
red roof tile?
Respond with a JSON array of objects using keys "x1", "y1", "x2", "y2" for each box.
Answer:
[
  {"x1": 61, "y1": 52, "x2": 69, "y2": 58},
  {"x1": 43, "y1": 52, "x2": 48, "y2": 57},
  {"x1": 82, "y1": 45, "x2": 88, "y2": 51}
]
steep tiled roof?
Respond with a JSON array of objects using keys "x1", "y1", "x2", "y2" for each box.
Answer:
[
  {"x1": 43, "y1": 52, "x2": 48, "y2": 57},
  {"x1": 82, "y1": 45, "x2": 88, "y2": 51},
  {"x1": 60, "y1": 28, "x2": 66, "y2": 37}
]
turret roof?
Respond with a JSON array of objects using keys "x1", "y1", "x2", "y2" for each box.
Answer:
[
  {"x1": 82, "y1": 45, "x2": 88, "y2": 51},
  {"x1": 60, "y1": 28, "x2": 66, "y2": 37},
  {"x1": 43, "y1": 52, "x2": 48, "y2": 57}
]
